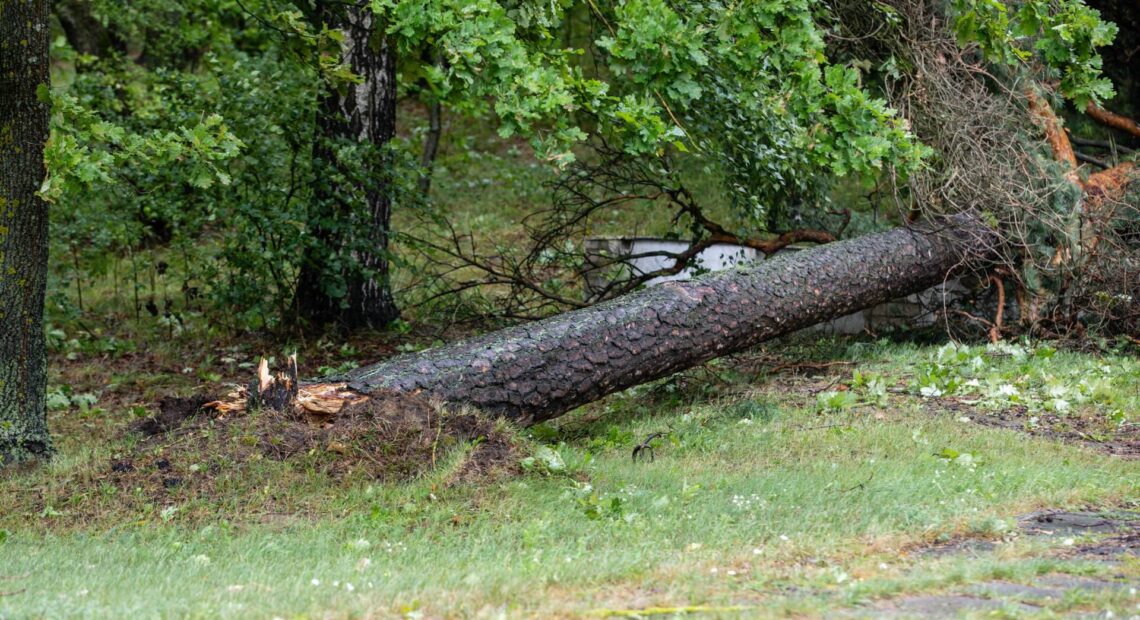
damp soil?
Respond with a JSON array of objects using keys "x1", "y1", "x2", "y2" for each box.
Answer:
[
  {"x1": 111, "y1": 389, "x2": 519, "y2": 504},
  {"x1": 939, "y1": 398, "x2": 1140, "y2": 458},
  {"x1": 919, "y1": 508, "x2": 1140, "y2": 558},
  {"x1": 838, "y1": 508, "x2": 1140, "y2": 618}
]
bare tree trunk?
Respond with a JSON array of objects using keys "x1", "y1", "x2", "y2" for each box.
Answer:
[
  {"x1": 1, "y1": 0, "x2": 53, "y2": 466},
  {"x1": 418, "y1": 99, "x2": 442, "y2": 197},
  {"x1": 322, "y1": 217, "x2": 995, "y2": 424},
  {"x1": 294, "y1": 0, "x2": 399, "y2": 329},
  {"x1": 53, "y1": 0, "x2": 126, "y2": 57}
]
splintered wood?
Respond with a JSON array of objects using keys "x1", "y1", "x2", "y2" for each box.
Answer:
[
  {"x1": 199, "y1": 356, "x2": 369, "y2": 425},
  {"x1": 248, "y1": 354, "x2": 300, "y2": 412}
]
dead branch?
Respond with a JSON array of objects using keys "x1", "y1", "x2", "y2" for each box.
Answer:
[
  {"x1": 404, "y1": 144, "x2": 841, "y2": 318},
  {"x1": 1075, "y1": 151, "x2": 1111, "y2": 169},
  {"x1": 1068, "y1": 133, "x2": 1135, "y2": 155},
  {"x1": 988, "y1": 275, "x2": 1005, "y2": 343}
]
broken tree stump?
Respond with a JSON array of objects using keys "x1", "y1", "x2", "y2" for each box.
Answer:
[{"x1": 247, "y1": 354, "x2": 299, "y2": 413}]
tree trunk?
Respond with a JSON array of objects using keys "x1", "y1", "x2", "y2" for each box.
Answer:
[
  {"x1": 1, "y1": 0, "x2": 53, "y2": 466},
  {"x1": 325, "y1": 217, "x2": 995, "y2": 424},
  {"x1": 294, "y1": 0, "x2": 399, "y2": 329},
  {"x1": 418, "y1": 99, "x2": 442, "y2": 197},
  {"x1": 53, "y1": 0, "x2": 126, "y2": 57}
]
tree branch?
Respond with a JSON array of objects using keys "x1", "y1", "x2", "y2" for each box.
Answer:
[{"x1": 1085, "y1": 101, "x2": 1140, "y2": 139}]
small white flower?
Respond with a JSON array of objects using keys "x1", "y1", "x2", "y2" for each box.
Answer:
[
  {"x1": 727, "y1": 570, "x2": 737, "y2": 576},
  {"x1": 958, "y1": 416, "x2": 971, "y2": 423},
  {"x1": 1063, "y1": 537, "x2": 1075, "y2": 546},
  {"x1": 752, "y1": 548, "x2": 762, "y2": 555},
  {"x1": 709, "y1": 567, "x2": 718, "y2": 574},
  {"x1": 345, "y1": 583, "x2": 354, "y2": 592},
  {"x1": 879, "y1": 563, "x2": 889, "y2": 570},
  {"x1": 779, "y1": 535, "x2": 789, "y2": 542},
  {"x1": 311, "y1": 579, "x2": 320, "y2": 586}
]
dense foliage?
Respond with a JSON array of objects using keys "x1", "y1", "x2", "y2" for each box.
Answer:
[{"x1": 41, "y1": 0, "x2": 1134, "y2": 332}]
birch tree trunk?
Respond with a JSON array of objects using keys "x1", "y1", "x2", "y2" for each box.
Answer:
[{"x1": 294, "y1": 0, "x2": 400, "y2": 329}]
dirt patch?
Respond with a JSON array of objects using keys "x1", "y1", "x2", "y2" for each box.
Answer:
[
  {"x1": 940, "y1": 398, "x2": 1140, "y2": 458},
  {"x1": 116, "y1": 389, "x2": 519, "y2": 501},
  {"x1": 859, "y1": 509, "x2": 1139, "y2": 618},
  {"x1": 130, "y1": 394, "x2": 219, "y2": 435},
  {"x1": 1071, "y1": 527, "x2": 1140, "y2": 560},
  {"x1": 918, "y1": 509, "x2": 1140, "y2": 558},
  {"x1": 1022, "y1": 509, "x2": 1140, "y2": 559},
  {"x1": 851, "y1": 594, "x2": 1040, "y2": 618}
]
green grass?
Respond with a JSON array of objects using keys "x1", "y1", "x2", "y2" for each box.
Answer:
[
  {"x1": 2, "y1": 338, "x2": 1137, "y2": 618},
  {"x1": 20, "y1": 118, "x2": 1140, "y2": 618}
]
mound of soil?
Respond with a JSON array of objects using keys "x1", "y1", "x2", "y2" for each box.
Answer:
[{"x1": 118, "y1": 389, "x2": 519, "y2": 499}]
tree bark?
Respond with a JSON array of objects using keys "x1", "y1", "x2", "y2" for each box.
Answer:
[
  {"x1": 1, "y1": 0, "x2": 54, "y2": 465},
  {"x1": 1086, "y1": 101, "x2": 1140, "y2": 140},
  {"x1": 328, "y1": 217, "x2": 995, "y2": 424},
  {"x1": 294, "y1": 0, "x2": 400, "y2": 329},
  {"x1": 53, "y1": 0, "x2": 126, "y2": 57}
]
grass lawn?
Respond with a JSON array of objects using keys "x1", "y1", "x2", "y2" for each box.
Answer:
[
  {"x1": 10, "y1": 110, "x2": 1137, "y2": 618},
  {"x1": 2, "y1": 336, "x2": 1137, "y2": 618}
]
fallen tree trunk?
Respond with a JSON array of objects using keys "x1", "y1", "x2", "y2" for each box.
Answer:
[{"x1": 298, "y1": 216, "x2": 992, "y2": 424}]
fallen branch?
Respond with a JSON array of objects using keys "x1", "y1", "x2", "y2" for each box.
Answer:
[
  {"x1": 1068, "y1": 133, "x2": 1135, "y2": 155},
  {"x1": 1075, "y1": 151, "x2": 1110, "y2": 169},
  {"x1": 673, "y1": 186, "x2": 837, "y2": 254},
  {"x1": 1086, "y1": 101, "x2": 1140, "y2": 139},
  {"x1": 1028, "y1": 90, "x2": 1078, "y2": 179},
  {"x1": 987, "y1": 275, "x2": 1005, "y2": 344},
  {"x1": 841, "y1": 472, "x2": 875, "y2": 493}
]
